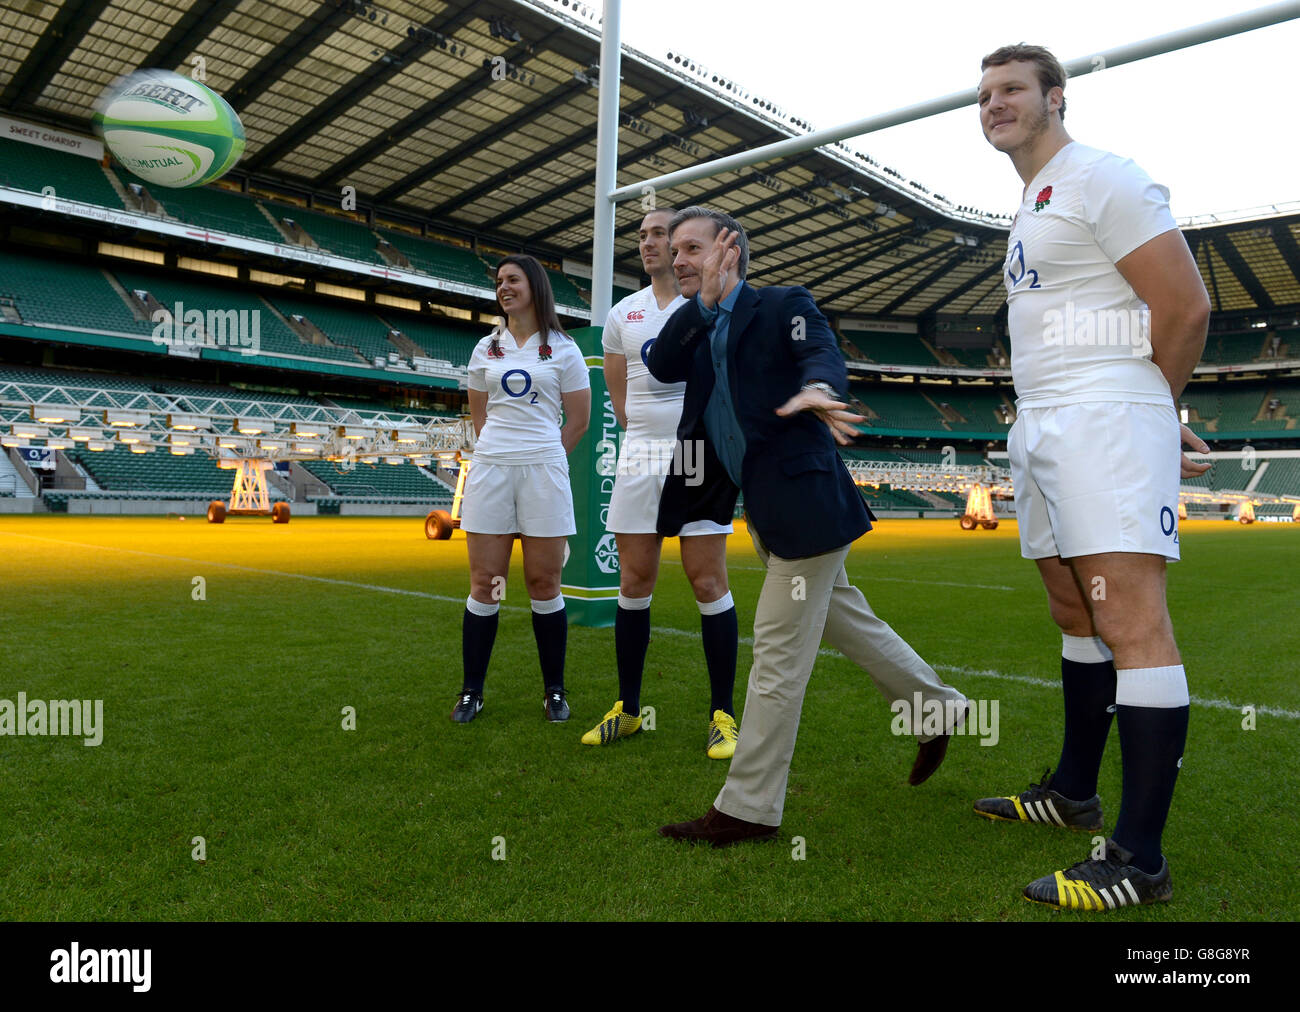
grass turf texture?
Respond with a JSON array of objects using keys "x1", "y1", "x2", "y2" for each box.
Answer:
[{"x1": 0, "y1": 515, "x2": 1295, "y2": 921}]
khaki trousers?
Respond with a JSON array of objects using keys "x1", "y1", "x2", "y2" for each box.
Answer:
[{"x1": 714, "y1": 526, "x2": 966, "y2": 826}]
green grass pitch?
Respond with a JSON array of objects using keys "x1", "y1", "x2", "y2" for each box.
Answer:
[{"x1": 0, "y1": 514, "x2": 1295, "y2": 921}]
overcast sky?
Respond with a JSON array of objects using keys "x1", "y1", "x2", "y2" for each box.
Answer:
[{"x1": 616, "y1": 0, "x2": 1299, "y2": 221}]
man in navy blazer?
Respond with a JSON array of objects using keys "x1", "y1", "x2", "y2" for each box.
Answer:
[{"x1": 649, "y1": 206, "x2": 967, "y2": 845}]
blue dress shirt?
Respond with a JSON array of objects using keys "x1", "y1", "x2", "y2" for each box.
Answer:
[{"x1": 695, "y1": 284, "x2": 746, "y2": 486}]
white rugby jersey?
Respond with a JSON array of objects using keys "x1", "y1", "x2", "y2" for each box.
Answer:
[
  {"x1": 467, "y1": 328, "x2": 589, "y2": 465},
  {"x1": 602, "y1": 286, "x2": 688, "y2": 404},
  {"x1": 1003, "y1": 142, "x2": 1179, "y2": 409}
]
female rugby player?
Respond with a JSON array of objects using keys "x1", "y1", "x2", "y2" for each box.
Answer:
[{"x1": 453, "y1": 254, "x2": 590, "y2": 723}]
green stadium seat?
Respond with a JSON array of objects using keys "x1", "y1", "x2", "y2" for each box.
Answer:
[
  {"x1": 109, "y1": 267, "x2": 366, "y2": 366},
  {"x1": 842, "y1": 331, "x2": 940, "y2": 368},
  {"x1": 302, "y1": 460, "x2": 450, "y2": 500},
  {"x1": 269, "y1": 294, "x2": 403, "y2": 365},
  {"x1": 67, "y1": 445, "x2": 233, "y2": 495},
  {"x1": 381, "y1": 315, "x2": 482, "y2": 367},
  {"x1": 374, "y1": 230, "x2": 493, "y2": 289},
  {"x1": 852, "y1": 384, "x2": 946, "y2": 430},
  {"x1": 134, "y1": 173, "x2": 285, "y2": 244},
  {"x1": 0, "y1": 249, "x2": 154, "y2": 337},
  {"x1": 0, "y1": 138, "x2": 124, "y2": 210},
  {"x1": 265, "y1": 204, "x2": 386, "y2": 265}
]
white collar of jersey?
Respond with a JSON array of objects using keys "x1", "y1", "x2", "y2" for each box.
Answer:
[
  {"x1": 1024, "y1": 140, "x2": 1076, "y2": 201},
  {"x1": 502, "y1": 328, "x2": 542, "y2": 348}
]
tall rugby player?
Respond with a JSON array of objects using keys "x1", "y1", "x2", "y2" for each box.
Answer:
[
  {"x1": 581, "y1": 207, "x2": 741, "y2": 758},
  {"x1": 975, "y1": 45, "x2": 1212, "y2": 910}
]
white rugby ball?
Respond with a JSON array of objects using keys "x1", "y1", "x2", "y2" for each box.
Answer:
[{"x1": 93, "y1": 69, "x2": 245, "y2": 189}]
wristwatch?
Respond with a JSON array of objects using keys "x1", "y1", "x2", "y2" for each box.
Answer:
[{"x1": 802, "y1": 381, "x2": 836, "y2": 397}]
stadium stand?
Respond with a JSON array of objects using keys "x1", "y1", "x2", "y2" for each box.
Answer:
[
  {"x1": 843, "y1": 331, "x2": 939, "y2": 367},
  {"x1": 263, "y1": 204, "x2": 385, "y2": 264},
  {"x1": 930, "y1": 387, "x2": 1014, "y2": 431},
  {"x1": 160, "y1": 381, "x2": 320, "y2": 408},
  {"x1": 1217, "y1": 384, "x2": 1272, "y2": 430},
  {"x1": 546, "y1": 268, "x2": 589, "y2": 308},
  {"x1": 1201, "y1": 331, "x2": 1269, "y2": 364},
  {"x1": 1253, "y1": 458, "x2": 1300, "y2": 496},
  {"x1": 382, "y1": 315, "x2": 482, "y2": 367},
  {"x1": 860, "y1": 484, "x2": 936, "y2": 511},
  {"x1": 853, "y1": 384, "x2": 948, "y2": 430},
  {"x1": 1179, "y1": 382, "x2": 1296, "y2": 434},
  {"x1": 840, "y1": 447, "x2": 908, "y2": 463},
  {"x1": 268, "y1": 294, "x2": 403, "y2": 365},
  {"x1": 935, "y1": 345, "x2": 1000, "y2": 368},
  {"x1": 0, "y1": 363, "x2": 156, "y2": 397},
  {"x1": 897, "y1": 447, "x2": 989, "y2": 465},
  {"x1": 324, "y1": 394, "x2": 450, "y2": 416},
  {"x1": 0, "y1": 137, "x2": 122, "y2": 210},
  {"x1": 0, "y1": 249, "x2": 153, "y2": 337},
  {"x1": 302, "y1": 459, "x2": 449, "y2": 500},
  {"x1": 138, "y1": 176, "x2": 286, "y2": 244},
  {"x1": 375, "y1": 229, "x2": 492, "y2": 288},
  {"x1": 108, "y1": 267, "x2": 366, "y2": 365},
  {"x1": 66, "y1": 445, "x2": 232, "y2": 494}
]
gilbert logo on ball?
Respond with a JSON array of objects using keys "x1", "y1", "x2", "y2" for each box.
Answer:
[{"x1": 93, "y1": 69, "x2": 245, "y2": 189}]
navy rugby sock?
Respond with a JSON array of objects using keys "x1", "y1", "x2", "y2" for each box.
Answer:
[{"x1": 699, "y1": 592, "x2": 738, "y2": 718}]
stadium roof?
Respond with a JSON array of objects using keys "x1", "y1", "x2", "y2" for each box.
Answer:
[{"x1": 1, "y1": 0, "x2": 1297, "y2": 324}]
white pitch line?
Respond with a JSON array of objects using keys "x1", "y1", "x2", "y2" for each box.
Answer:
[
  {"x1": 940, "y1": 664, "x2": 1300, "y2": 721},
  {"x1": 5, "y1": 529, "x2": 1295, "y2": 719},
  {"x1": 649, "y1": 627, "x2": 1300, "y2": 721}
]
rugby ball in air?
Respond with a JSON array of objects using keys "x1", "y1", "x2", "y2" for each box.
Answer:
[{"x1": 93, "y1": 69, "x2": 245, "y2": 188}]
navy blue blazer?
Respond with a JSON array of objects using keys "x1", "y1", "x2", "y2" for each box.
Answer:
[{"x1": 646, "y1": 281, "x2": 873, "y2": 559}]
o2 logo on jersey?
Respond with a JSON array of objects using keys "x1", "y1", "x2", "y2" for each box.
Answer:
[
  {"x1": 639, "y1": 338, "x2": 656, "y2": 368},
  {"x1": 627, "y1": 310, "x2": 645, "y2": 322},
  {"x1": 1160, "y1": 505, "x2": 1179, "y2": 542},
  {"x1": 1007, "y1": 240, "x2": 1041, "y2": 290},
  {"x1": 501, "y1": 368, "x2": 538, "y2": 404}
]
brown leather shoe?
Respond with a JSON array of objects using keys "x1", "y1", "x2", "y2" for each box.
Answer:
[
  {"x1": 658, "y1": 806, "x2": 779, "y2": 847},
  {"x1": 909, "y1": 700, "x2": 970, "y2": 786}
]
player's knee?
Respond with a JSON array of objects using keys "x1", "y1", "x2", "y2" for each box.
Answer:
[
  {"x1": 1046, "y1": 596, "x2": 1092, "y2": 636},
  {"x1": 620, "y1": 572, "x2": 655, "y2": 598},
  {"x1": 524, "y1": 572, "x2": 560, "y2": 599},
  {"x1": 1091, "y1": 602, "x2": 1171, "y2": 654},
  {"x1": 469, "y1": 574, "x2": 502, "y2": 601},
  {"x1": 688, "y1": 571, "x2": 727, "y2": 603}
]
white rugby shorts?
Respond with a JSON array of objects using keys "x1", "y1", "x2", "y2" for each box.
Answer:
[
  {"x1": 459, "y1": 460, "x2": 576, "y2": 537},
  {"x1": 1008, "y1": 400, "x2": 1181, "y2": 562},
  {"x1": 605, "y1": 426, "x2": 732, "y2": 537}
]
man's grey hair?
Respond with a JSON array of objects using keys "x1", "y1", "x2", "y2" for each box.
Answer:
[{"x1": 668, "y1": 205, "x2": 750, "y2": 280}]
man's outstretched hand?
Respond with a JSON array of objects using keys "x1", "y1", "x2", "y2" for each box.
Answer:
[{"x1": 776, "y1": 388, "x2": 864, "y2": 446}]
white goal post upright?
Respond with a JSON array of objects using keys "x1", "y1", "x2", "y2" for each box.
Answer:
[{"x1": 587, "y1": 0, "x2": 1300, "y2": 321}]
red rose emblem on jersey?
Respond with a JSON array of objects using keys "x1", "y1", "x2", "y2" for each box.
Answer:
[
  {"x1": 1033, "y1": 185, "x2": 1053, "y2": 213},
  {"x1": 627, "y1": 310, "x2": 645, "y2": 321}
]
